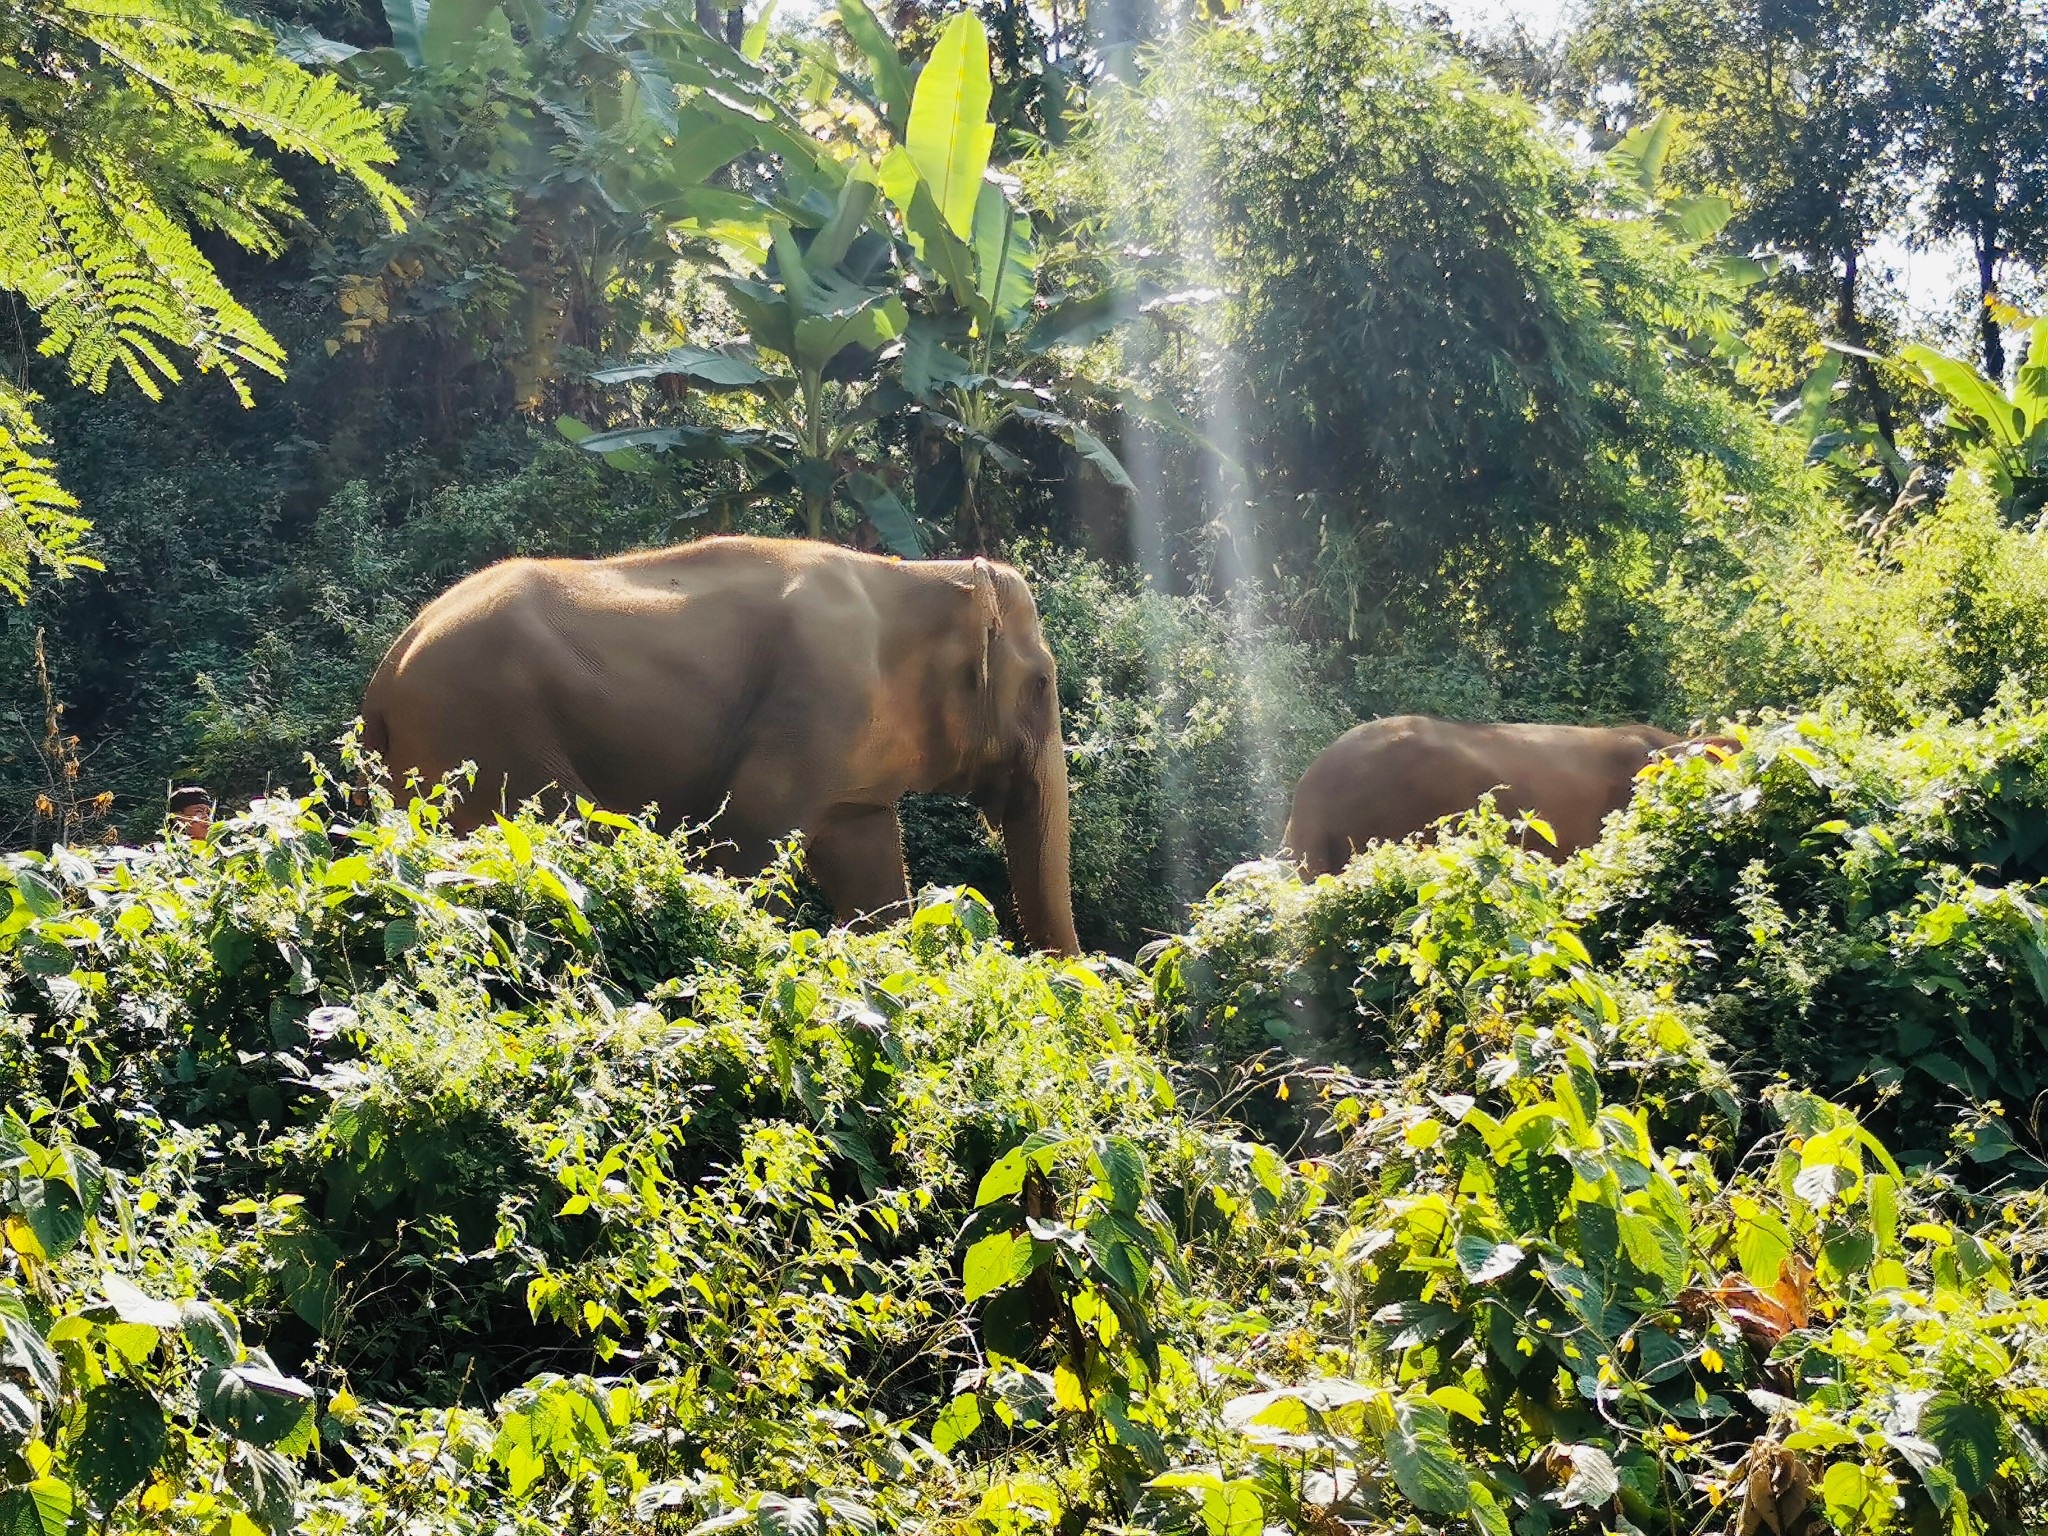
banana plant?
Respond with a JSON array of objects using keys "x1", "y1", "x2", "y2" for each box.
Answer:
[
  {"x1": 570, "y1": 183, "x2": 922, "y2": 550},
  {"x1": 569, "y1": 4, "x2": 1137, "y2": 552},
  {"x1": 833, "y1": 3, "x2": 1135, "y2": 549},
  {"x1": 1901, "y1": 315, "x2": 2048, "y2": 526}
]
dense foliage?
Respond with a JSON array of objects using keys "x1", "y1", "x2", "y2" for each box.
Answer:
[
  {"x1": 0, "y1": 0, "x2": 402, "y2": 595},
  {"x1": 5, "y1": 722, "x2": 2048, "y2": 1535}
]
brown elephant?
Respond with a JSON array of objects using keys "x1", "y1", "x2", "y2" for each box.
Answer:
[
  {"x1": 360, "y1": 536, "x2": 1079, "y2": 953},
  {"x1": 1281, "y1": 714, "x2": 1735, "y2": 875}
]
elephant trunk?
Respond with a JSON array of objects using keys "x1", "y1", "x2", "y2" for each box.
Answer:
[{"x1": 1001, "y1": 740, "x2": 1079, "y2": 956}]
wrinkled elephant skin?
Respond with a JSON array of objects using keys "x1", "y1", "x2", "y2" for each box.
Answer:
[
  {"x1": 361, "y1": 536, "x2": 1079, "y2": 954},
  {"x1": 1283, "y1": 714, "x2": 1731, "y2": 874}
]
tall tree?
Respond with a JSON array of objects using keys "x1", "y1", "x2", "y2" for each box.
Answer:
[
  {"x1": 0, "y1": 0, "x2": 403, "y2": 598},
  {"x1": 1892, "y1": 0, "x2": 2048, "y2": 382},
  {"x1": 1570, "y1": 0, "x2": 1909, "y2": 452}
]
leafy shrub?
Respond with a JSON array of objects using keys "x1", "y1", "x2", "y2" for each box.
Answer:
[
  {"x1": 1164, "y1": 704, "x2": 2048, "y2": 1168},
  {"x1": 5, "y1": 749, "x2": 2048, "y2": 1533}
]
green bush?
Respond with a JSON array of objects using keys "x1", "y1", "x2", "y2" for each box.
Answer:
[
  {"x1": 1163, "y1": 704, "x2": 2048, "y2": 1168},
  {"x1": 8, "y1": 757, "x2": 2048, "y2": 1534}
]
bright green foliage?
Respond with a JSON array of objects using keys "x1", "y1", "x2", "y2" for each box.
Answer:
[
  {"x1": 0, "y1": 0, "x2": 403, "y2": 597},
  {"x1": 5, "y1": 737, "x2": 2048, "y2": 1531},
  {"x1": 572, "y1": 6, "x2": 1130, "y2": 551},
  {"x1": 1901, "y1": 317, "x2": 2048, "y2": 523},
  {"x1": 1035, "y1": 0, "x2": 1757, "y2": 642},
  {"x1": 1164, "y1": 706, "x2": 2048, "y2": 1164}
]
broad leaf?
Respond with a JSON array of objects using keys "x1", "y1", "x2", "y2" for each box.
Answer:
[
  {"x1": 73, "y1": 1382, "x2": 167, "y2": 1511},
  {"x1": 1902, "y1": 344, "x2": 2025, "y2": 450},
  {"x1": 197, "y1": 1363, "x2": 316, "y2": 1447},
  {"x1": 1010, "y1": 407, "x2": 1135, "y2": 491},
  {"x1": 741, "y1": 0, "x2": 779, "y2": 59},
  {"x1": 1919, "y1": 1394, "x2": 2002, "y2": 1498},
  {"x1": 0, "y1": 1480, "x2": 71, "y2": 1536},
  {"x1": 971, "y1": 181, "x2": 1037, "y2": 332},
  {"x1": 833, "y1": 0, "x2": 913, "y2": 132},
  {"x1": 962, "y1": 1229, "x2": 1042, "y2": 1302},
  {"x1": 227, "y1": 1445, "x2": 302, "y2": 1535},
  {"x1": 903, "y1": 11, "x2": 995, "y2": 239},
  {"x1": 1606, "y1": 112, "x2": 1674, "y2": 198},
  {"x1": 591, "y1": 345, "x2": 785, "y2": 393},
  {"x1": 1660, "y1": 194, "x2": 1731, "y2": 245},
  {"x1": 101, "y1": 1272, "x2": 181, "y2": 1330},
  {"x1": 1385, "y1": 1398, "x2": 1471, "y2": 1517},
  {"x1": 1092, "y1": 1136, "x2": 1146, "y2": 1217},
  {"x1": 842, "y1": 471, "x2": 925, "y2": 555}
]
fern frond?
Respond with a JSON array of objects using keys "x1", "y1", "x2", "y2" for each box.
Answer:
[
  {"x1": 58, "y1": 13, "x2": 409, "y2": 228},
  {"x1": 0, "y1": 384, "x2": 97, "y2": 603},
  {"x1": 0, "y1": 122, "x2": 287, "y2": 400}
]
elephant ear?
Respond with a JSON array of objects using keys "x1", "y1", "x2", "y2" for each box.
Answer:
[{"x1": 964, "y1": 557, "x2": 1006, "y2": 756}]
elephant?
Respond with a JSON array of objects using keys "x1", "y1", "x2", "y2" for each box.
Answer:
[
  {"x1": 1281, "y1": 714, "x2": 1735, "y2": 875},
  {"x1": 359, "y1": 535, "x2": 1079, "y2": 954}
]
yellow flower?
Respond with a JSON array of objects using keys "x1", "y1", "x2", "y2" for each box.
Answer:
[{"x1": 1700, "y1": 1347, "x2": 1724, "y2": 1374}]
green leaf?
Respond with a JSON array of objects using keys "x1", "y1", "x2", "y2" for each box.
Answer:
[
  {"x1": 379, "y1": 0, "x2": 431, "y2": 67},
  {"x1": 19, "y1": 1178, "x2": 83, "y2": 1258},
  {"x1": 833, "y1": 0, "x2": 913, "y2": 132},
  {"x1": 975, "y1": 1149, "x2": 1027, "y2": 1207},
  {"x1": 1010, "y1": 407, "x2": 1135, "y2": 491},
  {"x1": 1606, "y1": 111, "x2": 1675, "y2": 196},
  {"x1": 1453, "y1": 1232, "x2": 1525, "y2": 1284},
  {"x1": 101, "y1": 1272, "x2": 180, "y2": 1329},
  {"x1": 903, "y1": 11, "x2": 995, "y2": 239},
  {"x1": 1617, "y1": 1212, "x2": 1687, "y2": 1298},
  {"x1": 1466, "y1": 1480, "x2": 1511, "y2": 1536},
  {"x1": 1733, "y1": 1200, "x2": 1795, "y2": 1285},
  {"x1": 963, "y1": 1229, "x2": 1043, "y2": 1302},
  {"x1": 971, "y1": 182, "x2": 1037, "y2": 331},
  {"x1": 741, "y1": 0, "x2": 779, "y2": 59},
  {"x1": 12, "y1": 868, "x2": 61, "y2": 918},
  {"x1": 2016, "y1": 317, "x2": 2048, "y2": 435},
  {"x1": 0, "y1": 1480, "x2": 71, "y2": 1536},
  {"x1": 197, "y1": 1362, "x2": 316, "y2": 1447},
  {"x1": 1092, "y1": 1136, "x2": 1146, "y2": 1217},
  {"x1": 226, "y1": 1445, "x2": 301, "y2": 1534},
  {"x1": 1496, "y1": 1150, "x2": 1571, "y2": 1236},
  {"x1": 1902, "y1": 344, "x2": 2025, "y2": 451},
  {"x1": 1919, "y1": 1395, "x2": 2002, "y2": 1498},
  {"x1": 73, "y1": 1381, "x2": 167, "y2": 1510},
  {"x1": 1386, "y1": 1398, "x2": 1471, "y2": 1517},
  {"x1": 841, "y1": 472, "x2": 925, "y2": 556},
  {"x1": 591, "y1": 345, "x2": 785, "y2": 393},
  {"x1": 1430, "y1": 1385, "x2": 1486, "y2": 1425},
  {"x1": 1660, "y1": 194, "x2": 1732, "y2": 244},
  {"x1": 1821, "y1": 1462, "x2": 1869, "y2": 1525},
  {"x1": 930, "y1": 1393, "x2": 981, "y2": 1453}
]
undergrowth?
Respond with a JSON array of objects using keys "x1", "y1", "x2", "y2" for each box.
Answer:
[{"x1": 1, "y1": 723, "x2": 2045, "y2": 1535}]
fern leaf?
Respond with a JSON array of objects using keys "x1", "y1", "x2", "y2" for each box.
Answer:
[{"x1": 0, "y1": 385, "x2": 98, "y2": 602}]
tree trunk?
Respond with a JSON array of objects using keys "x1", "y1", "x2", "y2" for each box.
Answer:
[
  {"x1": 1977, "y1": 225, "x2": 2005, "y2": 383},
  {"x1": 725, "y1": 7, "x2": 745, "y2": 49},
  {"x1": 1837, "y1": 247, "x2": 1900, "y2": 497}
]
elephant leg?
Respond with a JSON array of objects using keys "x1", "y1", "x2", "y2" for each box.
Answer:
[{"x1": 807, "y1": 804, "x2": 913, "y2": 931}]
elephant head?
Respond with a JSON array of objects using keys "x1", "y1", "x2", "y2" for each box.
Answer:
[{"x1": 950, "y1": 559, "x2": 1079, "y2": 956}]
